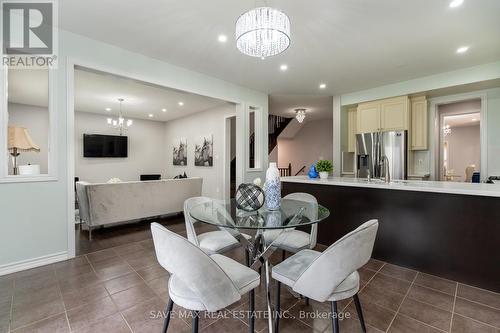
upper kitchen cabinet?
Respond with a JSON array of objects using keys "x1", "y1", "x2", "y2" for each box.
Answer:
[
  {"x1": 357, "y1": 102, "x2": 380, "y2": 133},
  {"x1": 357, "y1": 96, "x2": 409, "y2": 133},
  {"x1": 410, "y1": 96, "x2": 428, "y2": 150},
  {"x1": 380, "y1": 96, "x2": 409, "y2": 131},
  {"x1": 347, "y1": 107, "x2": 357, "y2": 152}
]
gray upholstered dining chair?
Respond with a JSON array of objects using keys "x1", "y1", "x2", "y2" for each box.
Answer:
[
  {"x1": 151, "y1": 223, "x2": 260, "y2": 333},
  {"x1": 184, "y1": 197, "x2": 251, "y2": 255},
  {"x1": 272, "y1": 219, "x2": 379, "y2": 333},
  {"x1": 263, "y1": 193, "x2": 319, "y2": 257}
]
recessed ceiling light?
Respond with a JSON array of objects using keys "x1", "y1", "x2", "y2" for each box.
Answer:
[
  {"x1": 471, "y1": 118, "x2": 477, "y2": 121},
  {"x1": 280, "y1": 64, "x2": 288, "y2": 71},
  {"x1": 162, "y1": 108, "x2": 167, "y2": 112},
  {"x1": 178, "y1": 102, "x2": 184, "y2": 106},
  {"x1": 456, "y1": 46, "x2": 469, "y2": 54},
  {"x1": 449, "y1": 0, "x2": 464, "y2": 8},
  {"x1": 319, "y1": 83, "x2": 327, "y2": 89},
  {"x1": 148, "y1": 114, "x2": 154, "y2": 118},
  {"x1": 217, "y1": 34, "x2": 227, "y2": 43},
  {"x1": 105, "y1": 107, "x2": 111, "y2": 111}
]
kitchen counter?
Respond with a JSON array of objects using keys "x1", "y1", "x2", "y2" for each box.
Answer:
[
  {"x1": 282, "y1": 176, "x2": 500, "y2": 197},
  {"x1": 282, "y1": 177, "x2": 500, "y2": 292}
]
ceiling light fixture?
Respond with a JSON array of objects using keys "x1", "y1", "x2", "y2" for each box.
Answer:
[
  {"x1": 319, "y1": 83, "x2": 326, "y2": 89},
  {"x1": 456, "y1": 46, "x2": 469, "y2": 54},
  {"x1": 148, "y1": 114, "x2": 154, "y2": 118},
  {"x1": 471, "y1": 118, "x2": 477, "y2": 121},
  {"x1": 235, "y1": 7, "x2": 290, "y2": 59},
  {"x1": 105, "y1": 107, "x2": 111, "y2": 111},
  {"x1": 218, "y1": 34, "x2": 227, "y2": 43},
  {"x1": 162, "y1": 108, "x2": 167, "y2": 112},
  {"x1": 178, "y1": 102, "x2": 184, "y2": 106},
  {"x1": 295, "y1": 108, "x2": 306, "y2": 123},
  {"x1": 449, "y1": 0, "x2": 464, "y2": 8},
  {"x1": 107, "y1": 98, "x2": 132, "y2": 135},
  {"x1": 280, "y1": 64, "x2": 288, "y2": 71}
]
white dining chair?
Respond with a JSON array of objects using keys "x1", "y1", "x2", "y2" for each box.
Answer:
[
  {"x1": 184, "y1": 197, "x2": 251, "y2": 255},
  {"x1": 263, "y1": 193, "x2": 319, "y2": 259},
  {"x1": 151, "y1": 223, "x2": 260, "y2": 333},
  {"x1": 272, "y1": 219, "x2": 379, "y2": 333}
]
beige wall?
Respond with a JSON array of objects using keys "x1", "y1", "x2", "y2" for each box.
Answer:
[
  {"x1": 164, "y1": 103, "x2": 236, "y2": 199},
  {"x1": 446, "y1": 125, "x2": 480, "y2": 180},
  {"x1": 277, "y1": 119, "x2": 333, "y2": 175},
  {"x1": 75, "y1": 111, "x2": 167, "y2": 183}
]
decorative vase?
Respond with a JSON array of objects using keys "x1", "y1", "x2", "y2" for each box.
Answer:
[
  {"x1": 308, "y1": 164, "x2": 319, "y2": 178},
  {"x1": 264, "y1": 162, "x2": 281, "y2": 211},
  {"x1": 319, "y1": 171, "x2": 329, "y2": 179}
]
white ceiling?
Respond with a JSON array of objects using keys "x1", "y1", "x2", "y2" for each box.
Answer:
[
  {"x1": 270, "y1": 95, "x2": 333, "y2": 120},
  {"x1": 8, "y1": 67, "x2": 231, "y2": 122},
  {"x1": 444, "y1": 112, "x2": 480, "y2": 128},
  {"x1": 59, "y1": 0, "x2": 500, "y2": 95}
]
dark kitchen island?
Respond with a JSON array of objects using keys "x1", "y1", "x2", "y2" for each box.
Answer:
[{"x1": 282, "y1": 176, "x2": 500, "y2": 293}]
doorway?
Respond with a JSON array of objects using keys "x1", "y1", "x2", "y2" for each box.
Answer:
[
  {"x1": 224, "y1": 116, "x2": 237, "y2": 199},
  {"x1": 438, "y1": 99, "x2": 481, "y2": 182}
]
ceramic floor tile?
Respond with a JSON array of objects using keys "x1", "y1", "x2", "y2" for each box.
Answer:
[
  {"x1": 135, "y1": 263, "x2": 169, "y2": 282},
  {"x1": 369, "y1": 273, "x2": 412, "y2": 295},
  {"x1": 399, "y1": 297, "x2": 452, "y2": 331},
  {"x1": 388, "y1": 313, "x2": 443, "y2": 333},
  {"x1": 104, "y1": 272, "x2": 144, "y2": 295},
  {"x1": 10, "y1": 313, "x2": 69, "y2": 333},
  {"x1": 110, "y1": 283, "x2": 157, "y2": 311},
  {"x1": 61, "y1": 283, "x2": 109, "y2": 310},
  {"x1": 359, "y1": 283, "x2": 406, "y2": 312},
  {"x1": 407, "y1": 284, "x2": 455, "y2": 312},
  {"x1": 457, "y1": 284, "x2": 500, "y2": 310},
  {"x1": 66, "y1": 296, "x2": 118, "y2": 332},
  {"x1": 346, "y1": 299, "x2": 396, "y2": 332},
  {"x1": 11, "y1": 298, "x2": 65, "y2": 330},
  {"x1": 454, "y1": 297, "x2": 500, "y2": 328},
  {"x1": 379, "y1": 263, "x2": 418, "y2": 282},
  {"x1": 451, "y1": 313, "x2": 500, "y2": 333},
  {"x1": 72, "y1": 313, "x2": 131, "y2": 333},
  {"x1": 414, "y1": 272, "x2": 457, "y2": 296},
  {"x1": 363, "y1": 259, "x2": 385, "y2": 272}
]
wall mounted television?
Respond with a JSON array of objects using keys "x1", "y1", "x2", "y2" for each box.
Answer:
[{"x1": 83, "y1": 134, "x2": 128, "y2": 158}]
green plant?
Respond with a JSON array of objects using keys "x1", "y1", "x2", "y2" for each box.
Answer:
[{"x1": 316, "y1": 160, "x2": 333, "y2": 173}]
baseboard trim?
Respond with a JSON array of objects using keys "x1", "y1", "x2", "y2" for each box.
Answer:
[{"x1": 0, "y1": 251, "x2": 69, "y2": 276}]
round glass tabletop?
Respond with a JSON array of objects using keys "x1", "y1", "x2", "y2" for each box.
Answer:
[{"x1": 189, "y1": 198, "x2": 330, "y2": 230}]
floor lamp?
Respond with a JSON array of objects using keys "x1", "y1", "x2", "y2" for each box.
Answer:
[{"x1": 8, "y1": 126, "x2": 40, "y2": 175}]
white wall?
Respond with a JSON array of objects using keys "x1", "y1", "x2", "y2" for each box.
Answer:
[
  {"x1": 446, "y1": 125, "x2": 480, "y2": 180},
  {"x1": 278, "y1": 119, "x2": 333, "y2": 175},
  {"x1": 164, "y1": 103, "x2": 236, "y2": 199},
  {"x1": 75, "y1": 112, "x2": 167, "y2": 183},
  {"x1": 0, "y1": 29, "x2": 268, "y2": 272},
  {"x1": 7, "y1": 103, "x2": 49, "y2": 174}
]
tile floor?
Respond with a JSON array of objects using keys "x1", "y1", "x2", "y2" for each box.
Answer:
[{"x1": 0, "y1": 217, "x2": 499, "y2": 333}]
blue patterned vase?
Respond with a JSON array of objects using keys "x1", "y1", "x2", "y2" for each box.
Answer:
[
  {"x1": 264, "y1": 162, "x2": 281, "y2": 211},
  {"x1": 308, "y1": 164, "x2": 319, "y2": 178}
]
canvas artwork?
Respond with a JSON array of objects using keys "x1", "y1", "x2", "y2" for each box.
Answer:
[
  {"x1": 173, "y1": 138, "x2": 187, "y2": 166},
  {"x1": 194, "y1": 135, "x2": 213, "y2": 167}
]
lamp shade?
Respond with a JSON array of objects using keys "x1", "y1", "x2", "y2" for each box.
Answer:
[{"x1": 8, "y1": 126, "x2": 40, "y2": 152}]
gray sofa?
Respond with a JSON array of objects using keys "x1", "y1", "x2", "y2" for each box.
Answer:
[{"x1": 76, "y1": 177, "x2": 203, "y2": 240}]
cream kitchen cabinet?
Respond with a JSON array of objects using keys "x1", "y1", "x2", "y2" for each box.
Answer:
[
  {"x1": 357, "y1": 102, "x2": 380, "y2": 133},
  {"x1": 410, "y1": 96, "x2": 428, "y2": 150},
  {"x1": 357, "y1": 96, "x2": 409, "y2": 133},
  {"x1": 347, "y1": 107, "x2": 357, "y2": 152}
]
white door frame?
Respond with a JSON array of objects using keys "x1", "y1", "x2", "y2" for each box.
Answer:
[
  {"x1": 223, "y1": 115, "x2": 236, "y2": 201},
  {"x1": 66, "y1": 58, "x2": 246, "y2": 258},
  {"x1": 429, "y1": 91, "x2": 488, "y2": 181}
]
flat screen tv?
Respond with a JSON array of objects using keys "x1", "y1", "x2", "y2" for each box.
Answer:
[{"x1": 83, "y1": 134, "x2": 128, "y2": 158}]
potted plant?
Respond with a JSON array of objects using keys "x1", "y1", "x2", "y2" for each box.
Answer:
[{"x1": 316, "y1": 160, "x2": 333, "y2": 180}]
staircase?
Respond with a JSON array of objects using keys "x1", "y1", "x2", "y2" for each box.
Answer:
[{"x1": 249, "y1": 115, "x2": 292, "y2": 168}]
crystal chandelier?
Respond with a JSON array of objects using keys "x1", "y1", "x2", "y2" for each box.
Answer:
[
  {"x1": 107, "y1": 98, "x2": 132, "y2": 135},
  {"x1": 235, "y1": 7, "x2": 291, "y2": 58},
  {"x1": 295, "y1": 108, "x2": 306, "y2": 123}
]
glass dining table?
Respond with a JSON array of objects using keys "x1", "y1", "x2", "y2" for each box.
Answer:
[{"x1": 189, "y1": 198, "x2": 330, "y2": 333}]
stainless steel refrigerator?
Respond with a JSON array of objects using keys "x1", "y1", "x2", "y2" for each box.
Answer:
[{"x1": 356, "y1": 131, "x2": 407, "y2": 180}]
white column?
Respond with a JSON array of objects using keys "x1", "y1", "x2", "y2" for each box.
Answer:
[{"x1": 332, "y1": 95, "x2": 342, "y2": 177}]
